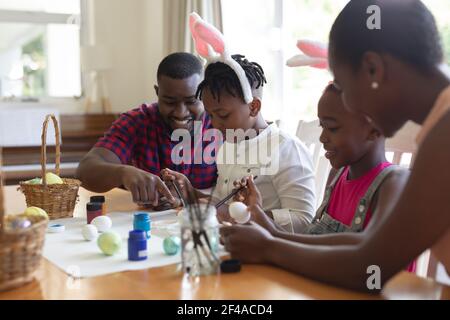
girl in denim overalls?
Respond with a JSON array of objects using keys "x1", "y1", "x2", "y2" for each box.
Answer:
[
  {"x1": 237, "y1": 84, "x2": 405, "y2": 233},
  {"x1": 233, "y1": 83, "x2": 414, "y2": 270},
  {"x1": 307, "y1": 84, "x2": 404, "y2": 236}
]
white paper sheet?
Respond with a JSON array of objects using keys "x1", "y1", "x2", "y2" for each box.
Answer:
[{"x1": 42, "y1": 211, "x2": 184, "y2": 278}]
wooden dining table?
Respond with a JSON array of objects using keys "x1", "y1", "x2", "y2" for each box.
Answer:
[{"x1": 1, "y1": 185, "x2": 450, "y2": 300}]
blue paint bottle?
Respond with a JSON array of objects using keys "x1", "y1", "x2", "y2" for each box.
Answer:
[
  {"x1": 133, "y1": 212, "x2": 151, "y2": 239},
  {"x1": 128, "y1": 230, "x2": 148, "y2": 261}
]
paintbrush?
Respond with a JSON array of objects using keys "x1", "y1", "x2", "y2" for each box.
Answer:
[
  {"x1": 215, "y1": 176, "x2": 258, "y2": 209},
  {"x1": 171, "y1": 180, "x2": 186, "y2": 207}
]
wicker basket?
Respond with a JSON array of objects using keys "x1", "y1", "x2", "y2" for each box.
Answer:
[
  {"x1": 19, "y1": 114, "x2": 81, "y2": 220},
  {"x1": 0, "y1": 156, "x2": 48, "y2": 291}
]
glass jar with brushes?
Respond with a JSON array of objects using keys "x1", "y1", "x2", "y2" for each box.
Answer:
[{"x1": 179, "y1": 203, "x2": 220, "y2": 277}]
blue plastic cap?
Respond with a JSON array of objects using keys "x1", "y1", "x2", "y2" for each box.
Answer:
[{"x1": 134, "y1": 212, "x2": 151, "y2": 221}]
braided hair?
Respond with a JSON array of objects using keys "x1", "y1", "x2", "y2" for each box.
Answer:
[{"x1": 196, "y1": 54, "x2": 267, "y2": 102}]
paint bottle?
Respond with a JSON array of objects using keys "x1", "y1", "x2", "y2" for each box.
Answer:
[
  {"x1": 133, "y1": 212, "x2": 151, "y2": 239},
  {"x1": 90, "y1": 195, "x2": 106, "y2": 215},
  {"x1": 86, "y1": 202, "x2": 103, "y2": 224},
  {"x1": 128, "y1": 230, "x2": 148, "y2": 261}
]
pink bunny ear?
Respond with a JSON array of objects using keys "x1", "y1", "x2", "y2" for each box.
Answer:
[
  {"x1": 286, "y1": 55, "x2": 328, "y2": 69},
  {"x1": 287, "y1": 39, "x2": 329, "y2": 69},
  {"x1": 297, "y1": 40, "x2": 328, "y2": 59},
  {"x1": 189, "y1": 12, "x2": 253, "y2": 104},
  {"x1": 190, "y1": 14, "x2": 209, "y2": 58},
  {"x1": 189, "y1": 12, "x2": 225, "y2": 59}
]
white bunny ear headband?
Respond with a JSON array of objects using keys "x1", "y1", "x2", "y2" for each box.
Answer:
[
  {"x1": 189, "y1": 12, "x2": 253, "y2": 103},
  {"x1": 286, "y1": 40, "x2": 329, "y2": 69}
]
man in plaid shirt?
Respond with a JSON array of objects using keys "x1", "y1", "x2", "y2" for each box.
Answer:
[{"x1": 76, "y1": 53, "x2": 217, "y2": 208}]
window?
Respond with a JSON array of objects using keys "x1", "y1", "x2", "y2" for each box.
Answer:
[
  {"x1": 223, "y1": 0, "x2": 450, "y2": 134},
  {"x1": 0, "y1": 0, "x2": 81, "y2": 99}
]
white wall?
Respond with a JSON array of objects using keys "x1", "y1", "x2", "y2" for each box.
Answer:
[
  {"x1": 142, "y1": 0, "x2": 164, "y2": 106},
  {"x1": 93, "y1": 0, "x2": 164, "y2": 113}
]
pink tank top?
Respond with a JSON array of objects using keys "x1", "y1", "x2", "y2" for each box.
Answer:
[{"x1": 327, "y1": 162, "x2": 392, "y2": 228}]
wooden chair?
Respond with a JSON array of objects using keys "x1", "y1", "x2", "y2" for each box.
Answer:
[
  {"x1": 385, "y1": 121, "x2": 421, "y2": 166},
  {"x1": 295, "y1": 119, "x2": 331, "y2": 209},
  {"x1": 385, "y1": 121, "x2": 449, "y2": 282}
]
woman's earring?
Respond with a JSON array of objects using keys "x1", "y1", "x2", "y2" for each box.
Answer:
[
  {"x1": 371, "y1": 82, "x2": 379, "y2": 90},
  {"x1": 364, "y1": 115, "x2": 374, "y2": 124}
]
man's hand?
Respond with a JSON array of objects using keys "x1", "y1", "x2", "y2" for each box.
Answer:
[
  {"x1": 119, "y1": 166, "x2": 175, "y2": 206},
  {"x1": 161, "y1": 168, "x2": 194, "y2": 201}
]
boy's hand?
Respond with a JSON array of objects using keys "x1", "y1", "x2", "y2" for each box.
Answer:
[
  {"x1": 120, "y1": 166, "x2": 175, "y2": 205},
  {"x1": 233, "y1": 175, "x2": 263, "y2": 207}
]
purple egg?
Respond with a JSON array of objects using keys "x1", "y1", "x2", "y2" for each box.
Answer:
[{"x1": 10, "y1": 218, "x2": 32, "y2": 230}]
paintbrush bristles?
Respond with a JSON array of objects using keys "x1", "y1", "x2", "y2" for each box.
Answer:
[{"x1": 171, "y1": 181, "x2": 186, "y2": 207}]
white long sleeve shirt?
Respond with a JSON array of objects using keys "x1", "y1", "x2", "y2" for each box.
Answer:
[{"x1": 213, "y1": 123, "x2": 316, "y2": 233}]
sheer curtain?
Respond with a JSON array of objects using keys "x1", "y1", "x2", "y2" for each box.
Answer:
[{"x1": 163, "y1": 0, "x2": 223, "y2": 55}]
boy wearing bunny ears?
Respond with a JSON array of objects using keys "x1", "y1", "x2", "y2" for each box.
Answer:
[{"x1": 162, "y1": 14, "x2": 316, "y2": 233}]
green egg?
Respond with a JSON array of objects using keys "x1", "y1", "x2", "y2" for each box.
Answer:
[
  {"x1": 163, "y1": 236, "x2": 181, "y2": 256},
  {"x1": 27, "y1": 177, "x2": 42, "y2": 185}
]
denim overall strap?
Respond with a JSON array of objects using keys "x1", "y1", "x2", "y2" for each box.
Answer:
[
  {"x1": 349, "y1": 165, "x2": 401, "y2": 232},
  {"x1": 312, "y1": 168, "x2": 345, "y2": 223},
  {"x1": 307, "y1": 211, "x2": 353, "y2": 234}
]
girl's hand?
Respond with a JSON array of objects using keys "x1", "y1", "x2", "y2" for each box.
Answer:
[
  {"x1": 219, "y1": 222, "x2": 273, "y2": 263},
  {"x1": 248, "y1": 204, "x2": 278, "y2": 235},
  {"x1": 216, "y1": 204, "x2": 233, "y2": 224},
  {"x1": 232, "y1": 175, "x2": 262, "y2": 207}
]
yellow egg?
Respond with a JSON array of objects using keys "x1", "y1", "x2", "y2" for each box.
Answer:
[
  {"x1": 98, "y1": 232, "x2": 122, "y2": 255},
  {"x1": 24, "y1": 206, "x2": 48, "y2": 219},
  {"x1": 44, "y1": 172, "x2": 64, "y2": 185}
]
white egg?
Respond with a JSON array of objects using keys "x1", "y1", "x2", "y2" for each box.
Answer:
[
  {"x1": 229, "y1": 201, "x2": 250, "y2": 224},
  {"x1": 82, "y1": 224, "x2": 98, "y2": 241},
  {"x1": 91, "y1": 215, "x2": 112, "y2": 232}
]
